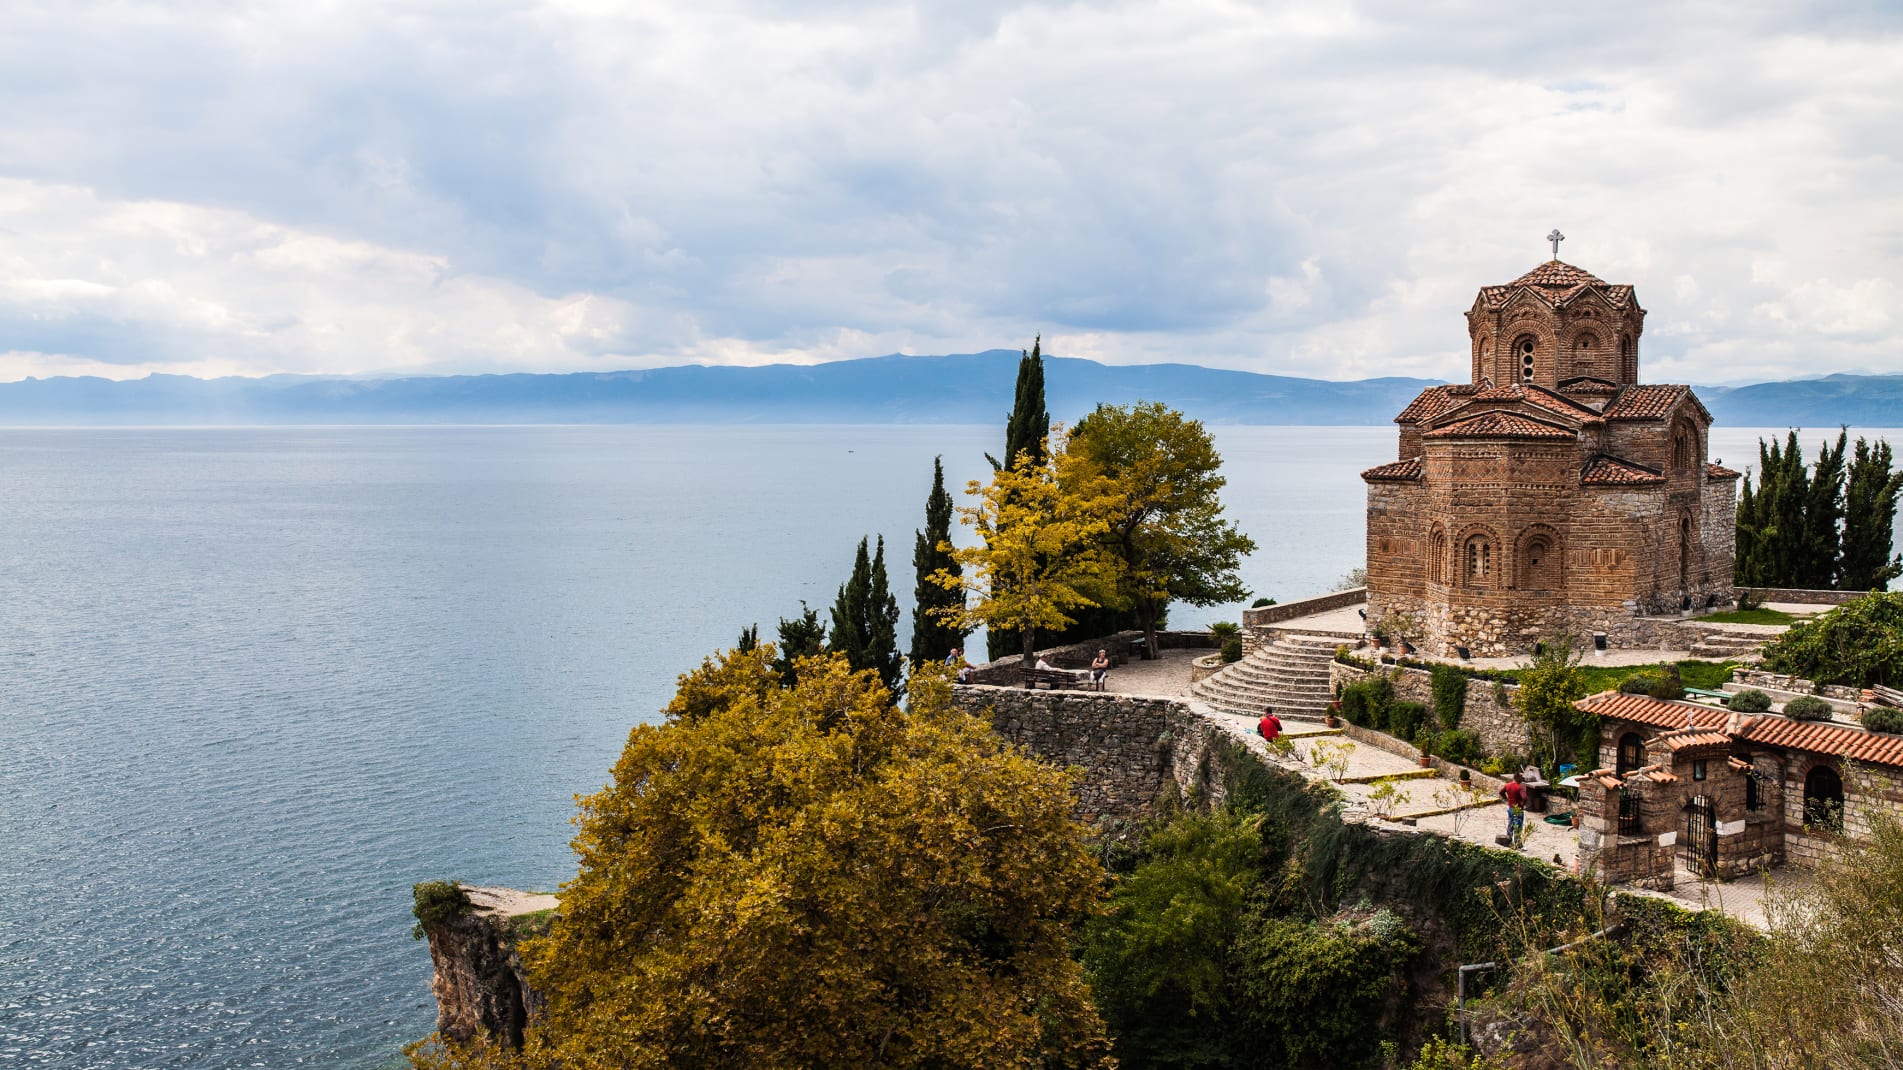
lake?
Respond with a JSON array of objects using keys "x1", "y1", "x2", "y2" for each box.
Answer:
[{"x1": 0, "y1": 423, "x2": 1879, "y2": 1067}]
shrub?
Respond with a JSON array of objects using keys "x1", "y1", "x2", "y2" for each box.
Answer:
[
  {"x1": 1761, "y1": 591, "x2": 1903, "y2": 688},
  {"x1": 1726, "y1": 689, "x2": 1774, "y2": 713},
  {"x1": 1388, "y1": 700, "x2": 1428, "y2": 742},
  {"x1": 1784, "y1": 696, "x2": 1835, "y2": 721},
  {"x1": 411, "y1": 880, "x2": 473, "y2": 939},
  {"x1": 1210, "y1": 621, "x2": 1241, "y2": 641},
  {"x1": 1338, "y1": 676, "x2": 1393, "y2": 728},
  {"x1": 1865, "y1": 706, "x2": 1903, "y2": 735},
  {"x1": 1221, "y1": 637, "x2": 1244, "y2": 663},
  {"x1": 1619, "y1": 674, "x2": 1660, "y2": 695},
  {"x1": 1430, "y1": 663, "x2": 1468, "y2": 729},
  {"x1": 1647, "y1": 673, "x2": 1687, "y2": 701},
  {"x1": 1252, "y1": 596, "x2": 1277, "y2": 608},
  {"x1": 1436, "y1": 729, "x2": 1485, "y2": 767}
]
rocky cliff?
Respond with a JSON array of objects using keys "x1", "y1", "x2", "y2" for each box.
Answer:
[{"x1": 418, "y1": 886, "x2": 556, "y2": 1047}]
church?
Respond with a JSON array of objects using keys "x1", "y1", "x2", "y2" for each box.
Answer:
[{"x1": 1362, "y1": 247, "x2": 1740, "y2": 657}]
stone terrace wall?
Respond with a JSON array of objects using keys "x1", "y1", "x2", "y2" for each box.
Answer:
[
  {"x1": 951, "y1": 685, "x2": 1241, "y2": 825},
  {"x1": 1330, "y1": 660, "x2": 1533, "y2": 759},
  {"x1": 962, "y1": 630, "x2": 1218, "y2": 685},
  {"x1": 1242, "y1": 587, "x2": 1367, "y2": 629},
  {"x1": 1732, "y1": 668, "x2": 1862, "y2": 703},
  {"x1": 1736, "y1": 587, "x2": 1862, "y2": 606}
]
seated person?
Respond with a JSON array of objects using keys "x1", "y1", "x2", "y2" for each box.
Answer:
[{"x1": 1090, "y1": 649, "x2": 1111, "y2": 685}]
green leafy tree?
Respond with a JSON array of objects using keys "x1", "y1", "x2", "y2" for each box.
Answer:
[
  {"x1": 985, "y1": 338, "x2": 1050, "y2": 659},
  {"x1": 1514, "y1": 637, "x2": 1593, "y2": 770},
  {"x1": 911, "y1": 457, "x2": 968, "y2": 666},
  {"x1": 1067, "y1": 402, "x2": 1256, "y2": 658},
  {"x1": 936, "y1": 441, "x2": 1122, "y2": 665},
  {"x1": 830, "y1": 536, "x2": 904, "y2": 691},
  {"x1": 520, "y1": 651, "x2": 1114, "y2": 1069},
  {"x1": 1841, "y1": 436, "x2": 1903, "y2": 591},
  {"x1": 772, "y1": 602, "x2": 826, "y2": 683},
  {"x1": 1737, "y1": 432, "x2": 1811, "y2": 587}
]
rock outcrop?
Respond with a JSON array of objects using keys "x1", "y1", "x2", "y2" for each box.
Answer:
[{"x1": 421, "y1": 886, "x2": 556, "y2": 1047}]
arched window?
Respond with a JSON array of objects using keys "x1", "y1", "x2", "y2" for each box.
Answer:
[
  {"x1": 1673, "y1": 427, "x2": 1696, "y2": 472},
  {"x1": 1428, "y1": 528, "x2": 1448, "y2": 586},
  {"x1": 1465, "y1": 535, "x2": 1493, "y2": 587},
  {"x1": 1573, "y1": 333, "x2": 1599, "y2": 378},
  {"x1": 1616, "y1": 732, "x2": 1644, "y2": 776},
  {"x1": 1804, "y1": 765, "x2": 1844, "y2": 831},
  {"x1": 1518, "y1": 530, "x2": 1561, "y2": 591},
  {"x1": 1517, "y1": 337, "x2": 1536, "y2": 383}
]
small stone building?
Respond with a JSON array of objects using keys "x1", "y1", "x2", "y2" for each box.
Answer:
[
  {"x1": 1362, "y1": 259, "x2": 1741, "y2": 657},
  {"x1": 1572, "y1": 691, "x2": 1903, "y2": 886}
]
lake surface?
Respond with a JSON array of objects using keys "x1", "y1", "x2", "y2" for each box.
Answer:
[{"x1": 0, "y1": 424, "x2": 1881, "y2": 1067}]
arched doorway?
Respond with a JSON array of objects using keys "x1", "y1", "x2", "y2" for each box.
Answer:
[
  {"x1": 1804, "y1": 765, "x2": 1844, "y2": 831},
  {"x1": 1616, "y1": 732, "x2": 1644, "y2": 776}
]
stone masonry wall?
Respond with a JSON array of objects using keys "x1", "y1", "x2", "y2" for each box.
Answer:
[
  {"x1": 950, "y1": 685, "x2": 1242, "y2": 826},
  {"x1": 1329, "y1": 660, "x2": 1532, "y2": 759}
]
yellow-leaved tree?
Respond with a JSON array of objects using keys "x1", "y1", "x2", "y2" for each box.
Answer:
[
  {"x1": 507, "y1": 649, "x2": 1113, "y2": 1070},
  {"x1": 936, "y1": 439, "x2": 1124, "y2": 665}
]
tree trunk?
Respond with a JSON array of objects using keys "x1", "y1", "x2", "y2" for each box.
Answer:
[
  {"x1": 1141, "y1": 602, "x2": 1160, "y2": 661},
  {"x1": 1021, "y1": 626, "x2": 1036, "y2": 667}
]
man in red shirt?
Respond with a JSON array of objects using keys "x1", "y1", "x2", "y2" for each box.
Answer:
[
  {"x1": 1500, "y1": 773, "x2": 1528, "y2": 848},
  {"x1": 1257, "y1": 707, "x2": 1283, "y2": 743}
]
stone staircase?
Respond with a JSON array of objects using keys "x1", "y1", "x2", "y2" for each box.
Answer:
[
  {"x1": 1191, "y1": 633, "x2": 1343, "y2": 721},
  {"x1": 1687, "y1": 626, "x2": 1773, "y2": 661}
]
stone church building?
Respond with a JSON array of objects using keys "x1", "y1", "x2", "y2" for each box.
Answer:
[{"x1": 1362, "y1": 258, "x2": 1741, "y2": 657}]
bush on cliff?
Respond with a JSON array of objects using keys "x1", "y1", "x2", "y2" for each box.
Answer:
[
  {"x1": 1761, "y1": 590, "x2": 1903, "y2": 688},
  {"x1": 515, "y1": 648, "x2": 1113, "y2": 1069},
  {"x1": 411, "y1": 881, "x2": 473, "y2": 940}
]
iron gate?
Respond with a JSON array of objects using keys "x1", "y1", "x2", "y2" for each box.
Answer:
[{"x1": 1682, "y1": 795, "x2": 1717, "y2": 877}]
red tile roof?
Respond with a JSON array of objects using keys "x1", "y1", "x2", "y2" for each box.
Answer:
[
  {"x1": 1707, "y1": 463, "x2": 1741, "y2": 480},
  {"x1": 1656, "y1": 729, "x2": 1733, "y2": 752},
  {"x1": 1361, "y1": 457, "x2": 1423, "y2": 482},
  {"x1": 1602, "y1": 384, "x2": 1709, "y2": 421},
  {"x1": 1469, "y1": 382, "x2": 1600, "y2": 420},
  {"x1": 1474, "y1": 261, "x2": 1636, "y2": 311},
  {"x1": 1577, "y1": 692, "x2": 1727, "y2": 730},
  {"x1": 1423, "y1": 411, "x2": 1576, "y2": 440},
  {"x1": 1629, "y1": 765, "x2": 1679, "y2": 784},
  {"x1": 1737, "y1": 716, "x2": 1903, "y2": 769},
  {"x1": 1580, "y1": 455, "x2": 1665, "y2": 486},
  {"x1": 1395, "y1": 385, "x2": 1470, "y2": 424}
]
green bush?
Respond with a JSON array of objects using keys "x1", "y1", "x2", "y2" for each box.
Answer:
[
  {"x1": 1388, "y1": 700, "x2": 1428, "y2": 742},
  {"x1": 1210, "y1": 620, "x2": 1241, "y2": 640},
  {"x1": 1619, "y1": 674, "x2": 1660, "y2": 695},
  {"x1": 1252, "y1": 596, "x2": 1277, "y2": 608},
  {"x1": 1339, "y1": 676, "x2": 1393, "y2": 729},
  {"x1": 1646, "y1": 665, "x2": 1686, "y2": 701},
  {"x1": 1761, "y1": 591, "x2": 1903, "y2": 688},
  {"x1": 1865, "y1": 706, "x2": 1903, "y2": 734},
  {"x1": 1784, "y1": 696, "x2": 1835, "y2": 721},
  {"x1": 1221, "y1": 637, "x2": 1244, "y2": 663},
  {"x1": 411, "y1": 880, "x2": 473, "y2": 939},
  {"x1": 1430, "y1": 663, "x2": 1468, "y2": 729},
  {"x1": 1229, "y1": 914, "x2": 1421, "y2": 1070},
  {"x1": 1725, "y1": 688, "x2": 1774, "y2": 713},
  {"x1": 1436, "y1": 729, "x2": 1485, "y2": 767}
]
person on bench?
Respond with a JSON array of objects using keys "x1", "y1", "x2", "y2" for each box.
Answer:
[{"x1": 1090, "y1": 649, "x2": 1111, "y2": 690}]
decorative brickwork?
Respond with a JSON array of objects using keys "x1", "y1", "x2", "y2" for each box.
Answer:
[{"x1": 1365, "y1": 260, "x2": 1738, "y2": 657}]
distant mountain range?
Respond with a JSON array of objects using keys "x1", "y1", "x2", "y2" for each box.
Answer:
[{"x1": 0, "y1": 351, "x2": 1897, "y2": 427}]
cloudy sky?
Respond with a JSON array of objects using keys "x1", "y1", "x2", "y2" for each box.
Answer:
[{"x1": 0, "y1": 1, "x2": 1898, "y2": 384}]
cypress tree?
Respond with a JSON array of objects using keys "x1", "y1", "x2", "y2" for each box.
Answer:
[
  {"x1": 831, "y1": 536, "x2": 904, "y2": 690},
  {"x1": 1841, "y1": 437, "x2": 1903, "y2": 591},
  {"x1": 1765, "y1": 432, "x2": 1811, "y2": 587},
  {"x1": 986, "y1": 338, "x2": 1050, "y2": 658},
  {"x1": 911, "y1": 457, "x2": 967, "y2": 666},
  {"x1": 737, "y1": 623, "x2": 759, "y2": 652},
  {"x1": 773, "y1": 603, "x2": 826, "y2": 684},
  {"x1": 1798, "y1": 431, "x2": 1848, "y2": 589}
]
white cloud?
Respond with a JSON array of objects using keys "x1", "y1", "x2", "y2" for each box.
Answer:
[{"x1": 0, "y1": 0, "x2": 1898, "y2": 382}]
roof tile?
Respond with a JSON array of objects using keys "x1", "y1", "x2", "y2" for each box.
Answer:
[
  {"x1": 1474, "y1": 261, "x2": 1634, "y2": 311},
  {"x1": 1707, "y1": 462, "x2": 1742, "y2": 480},
  {"x1": 1423, "y1": 411, "x2": 1576, "y2": 440},
  {"x1": 1361, "y1": 457, "x2": 1424, "y2": 482},
  {"x1": 1737, "y1": 716, "x2": 1903, "y2": 769},
  {"x1": 1576, "y1": 692, "x2": 1728, "y2": 730},
  {"x1": 1581, "y1": 456, "x2": 1666, "y2": 486},
  {"x1": 1603, "y1": 384, "x2": 1693, "y2": 420}
]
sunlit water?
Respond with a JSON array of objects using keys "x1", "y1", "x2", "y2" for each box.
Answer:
[{"x1": 0, "y1": 424, "x2": 1883, "y2": 1067}]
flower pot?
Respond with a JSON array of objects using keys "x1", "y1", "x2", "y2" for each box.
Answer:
[
  {"x1": 1419, "y1": 755, "x2": 1433, "y2": 768},
  {"x1": 1324, "y1": 715, "x2": 1340, "y2": 728},
  {"x1": 1458, "y1": 769, "x2": 1472, "y2": 784}
]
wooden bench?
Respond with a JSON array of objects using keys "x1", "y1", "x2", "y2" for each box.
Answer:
[
  {"x1": 1022, "y1": 667, "x2": 1101, "y2": 692},
  {"x1": 1686, "y1": 687, "x2": 1731, "y2": 704},
  {"x1": 1872, "y1": 684, "x2": 1903, "y2": 708}
]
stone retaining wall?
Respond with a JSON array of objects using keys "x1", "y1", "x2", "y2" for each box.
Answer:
[
  {"x1": 1242, "y1": 587, "x2": 1366, "y2": 629},
  {"x1": 950, "y1": 685, "x2": 1241, "y2": 826},
  {"x1": 1329, "y1": 660, "x2": 1532, "y2": 759},
  {"x1": 1731, "y1": 669, "x2": 1862, "y2": 703},
  {"x1": 963, "y1": 630, "x2": 1218, "y2": 685},
  {"x1": 1736, "y1": 586, "x2": 1863, "y2": 606}
]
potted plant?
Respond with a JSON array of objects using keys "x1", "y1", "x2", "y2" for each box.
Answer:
[
  {"x1": 1370, "y1": 628, "x2": 1387, "y2": 651},
  {"x1": 1458, "y1": 767, "x2": 1472, "y2": 785},
  {"x1": 1324, "y1": 700, "x2": 1342, "y2": 728}
]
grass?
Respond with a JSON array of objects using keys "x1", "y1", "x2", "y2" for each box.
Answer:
[
  {"x1": 1696, "y1": 608, "x2": 1798, "y2": 626},
  {"x1": 1570, "y1": 659, "x2": 1739, "y2": 694}
]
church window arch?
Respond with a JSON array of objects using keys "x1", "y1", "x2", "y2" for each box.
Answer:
[
  {"x1": 1671, "y1": 422, "x2": 1697, "y2": 473},
  {"x1": 1516, "y1": 336, "x2": 1537, "y2": 383},
  {"x1": 1619, "y1": 334, "x2": 1634, "y2": 380},
  {"x1": 1516, "y1": 526, "x2": 1562, "y2": 591},
  {"x1": 1572, "y1": 332, "x2": 1601, "y2": 379},
  {"x1": 1428, "y1": 526, "x2": 1448, "y2": 586},
  {"x1": 1463, "y1": 533, "x2": 1494, "y2": 587}
]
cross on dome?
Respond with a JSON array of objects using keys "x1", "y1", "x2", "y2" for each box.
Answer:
[{"x1": 1547, "y1": 229, "x2": 1565, "y2": 258}]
